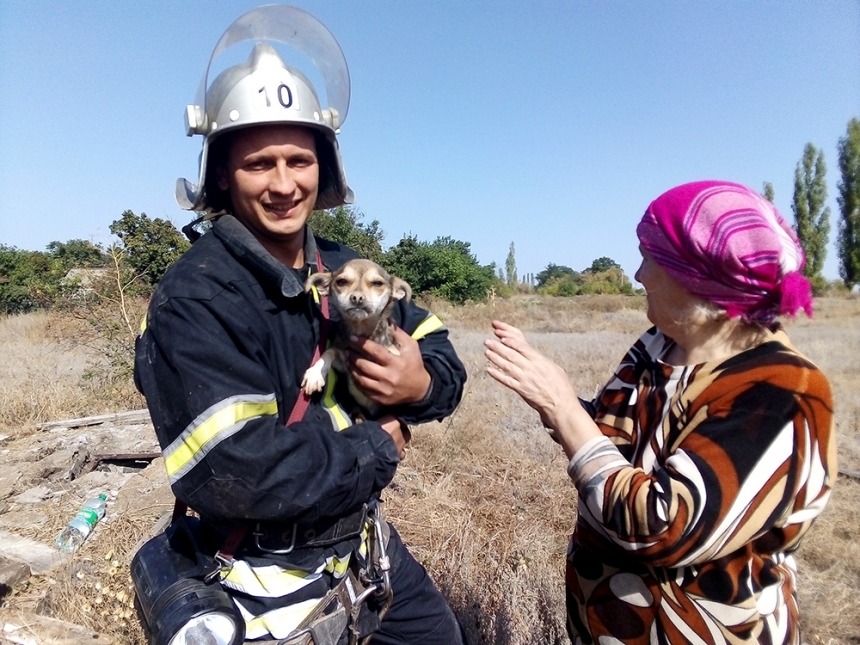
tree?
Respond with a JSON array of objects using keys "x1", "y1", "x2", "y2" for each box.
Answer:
[
  {"x1": 505, "y1": 242, "x2": 517, "y2": 288},
  {"x1": 46, "y1": 239, "x2": 109, "y2": 270},
  {"x1": 837, "y1": 118, "x2": 860, "y2": 289},
  {"x1": 585, "y1": 257, "x2": 621, "y2": 273},
  {"x1": 109, "y1": 210, "x2": 190, "y2": 287},
  {"x1": 0, "y1": 245, "x2": 65, "y2": 314},
  {"x1": 535, "y1": 260, "x2": 632, "y2": 296},
  {"x1": 382, "y1": 235, "x2": 495, "y2": 304},
  {"x1": 762, "y1": 182, "x2": 775, "y2": 203},
  {"x1": 535, "y1": 264, "x2": 582, "y2": 296},
  {"x1": 535, "y1": 263, "x2": 577, "y2": 288},
  {"x1": 308, "y1": 205, "x2": 385, "y2": 264},
  {"x1": 792, "y1": 143, "x2": 831, "y2": 292},
  {"x1": 579, "y1": 266, "x2": 632, "y2": 295}
]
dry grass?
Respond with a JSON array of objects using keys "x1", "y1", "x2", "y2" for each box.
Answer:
[
  {"x1": 0, "y1": 310, "x2": 145, "y2": 436},
  {"x1": 1, "y1": 294, "x2": 858, "y2": 644}
]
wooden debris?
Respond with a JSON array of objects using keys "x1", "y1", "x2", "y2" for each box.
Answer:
[
  {"x1": 0, "y1": 557, "x2": 31, "y2": 593},
  {"x1": 0, "y1": 610, "x2": 114, "y2": 645},
  {"x1": 9, "y1": 487, "x2": 51, "y2": 505},
  {"x1": 0, "y1": 531, "x2": 67, "y2": 574},
  {"x1": 93, "y1": 452, "x2": 161, "y2": 465},
  {"x1": 67, "y1": 449, "x2": 90, "y2": 480},
  {"x1": 36, "y1": 410, "x2": 151, "y2": 431}
]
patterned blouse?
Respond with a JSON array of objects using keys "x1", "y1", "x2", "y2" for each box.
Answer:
[{"x1": 566, "y1": 326, "x2": 836, "y2": 645}]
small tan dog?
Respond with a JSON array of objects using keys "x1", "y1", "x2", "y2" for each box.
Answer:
[{"x1": 301, "y1": 258, "x2": 412, "y2": 418}]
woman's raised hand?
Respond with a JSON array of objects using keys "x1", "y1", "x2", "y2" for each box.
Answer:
[
  {"x1": 484, "y1": 320, "x2": 602, "y2": 457},
  {"x1": 484, "y1": 321, "x2": 577, "y2": 430}
]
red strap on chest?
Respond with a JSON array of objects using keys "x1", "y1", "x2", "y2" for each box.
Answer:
[{"x1": 286, "y1": 250, "x2": 330, "y2": 425}]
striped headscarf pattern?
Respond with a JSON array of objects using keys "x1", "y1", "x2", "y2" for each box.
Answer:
[{"x1": 637, "y1": 180, "x2": 813, "y2": 323}]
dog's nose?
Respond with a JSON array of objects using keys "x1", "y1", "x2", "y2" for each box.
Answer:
[{"x1": 350, "y1": 293, "x2": 365, "y2": 305}]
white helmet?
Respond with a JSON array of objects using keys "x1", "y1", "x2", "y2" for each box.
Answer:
[{"x1": 176, "y1": 5, "x2": 354, "y2": 213}]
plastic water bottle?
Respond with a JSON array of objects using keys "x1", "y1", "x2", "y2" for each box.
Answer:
[{"x1": 55, "y1": 494, "x2": 107, "y2": 553}]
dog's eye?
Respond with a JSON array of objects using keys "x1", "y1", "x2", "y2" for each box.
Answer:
[
  {"x1": 370, "y1": 280, "x2": 385, "y2": 288},
  {"x1": 335, "y1": 278, "x2": 349, "y2": 287}
]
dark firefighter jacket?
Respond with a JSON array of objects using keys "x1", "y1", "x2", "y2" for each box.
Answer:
[{"x1": 134, "y1": 215, "x2": 466, "y2": 529}]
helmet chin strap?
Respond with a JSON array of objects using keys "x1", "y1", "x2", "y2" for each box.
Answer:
[{"x1": 181, "y1": 210, "x2": 228, "y2": 243}]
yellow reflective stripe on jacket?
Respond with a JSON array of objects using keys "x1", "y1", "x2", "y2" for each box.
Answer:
[
  {"x1": 324, "y1": 553, "x2": 351, "y2": 578},
  {"x1": 240, "y1": 597, "x2": 321, "y2": 640},
  {"x1": 321, "y1": 369, "x2": 352, "y2": 431},
  {"x1": 411, "y1": 313, "x2": 444, "y2": 340},
  {"x1": 221, "y1": 553, "x2": 353, "y2": 597},
  {"x1": 357, "y1": 524, "x2": 370, "y2": 560},
  {"x1": 139, "y1": 313, "x2": 147, "y2": 335},
  {"x1": 163, "y1": 394, "x2": 278, "y2": 483},
  {"x1": 221, "y1": 561, "x2": 319, "y2": 598}
]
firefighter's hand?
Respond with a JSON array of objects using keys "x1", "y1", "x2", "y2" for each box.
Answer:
[
  {"x1": 379, "y1": 415, "x2": 411, "y2": 460},
  {"x1": 347, "y1": 325, "x2": 432, "y2": 406}
]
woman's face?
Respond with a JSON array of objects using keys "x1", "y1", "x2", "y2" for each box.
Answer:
[{"x1": 635, "y1": 247, "x2": 700, "y2": 332}]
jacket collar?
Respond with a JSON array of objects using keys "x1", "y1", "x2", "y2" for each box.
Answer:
[{"x1": 212, "y1": 215, "x2": 322, "y2": 298}]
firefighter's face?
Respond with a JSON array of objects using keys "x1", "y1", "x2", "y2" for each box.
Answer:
[{"x1": 218, "y1": 125, "x2": 319, "y2": 263}]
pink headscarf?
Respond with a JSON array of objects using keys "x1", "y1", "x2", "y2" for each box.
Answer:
[{"x1": 637, "y1": 180, "x2": 813, "y2": 323}]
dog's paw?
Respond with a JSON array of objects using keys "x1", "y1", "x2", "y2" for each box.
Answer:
[{"x1": 301, "y1": 366, "x2": 326, "y2": 394}]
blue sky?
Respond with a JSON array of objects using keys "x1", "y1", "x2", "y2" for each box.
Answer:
[{"x1": 1, "y1": 1, "x2": 858, "y2": 283}]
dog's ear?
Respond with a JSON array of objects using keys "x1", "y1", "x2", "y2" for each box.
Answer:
[
  {"x1": 305, "y1": 272, "x2": 332, "y2": 296},
  {"x1": 391, "y1": 276, "x2": 412, "y2": 303}
]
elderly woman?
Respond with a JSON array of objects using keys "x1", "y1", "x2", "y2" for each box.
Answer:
[{"x1": 485, "y1": 181, "x2": 836, "y2": 644}]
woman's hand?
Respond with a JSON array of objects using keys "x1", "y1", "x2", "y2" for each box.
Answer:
[
  {"x1": 484, "y1": 321, "x2": 575, "y2": 428},
  {"x1": 484, "y1": 320, "x2": 600, "y2": 456}
]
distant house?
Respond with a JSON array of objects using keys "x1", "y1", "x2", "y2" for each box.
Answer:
[{"x1": 62, "y1": 268, "x2": 110, "y2": 290}]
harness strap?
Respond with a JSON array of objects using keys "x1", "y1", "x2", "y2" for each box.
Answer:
[{"x1": 287, "y1": 249, "x2": 330, "y2": 425}]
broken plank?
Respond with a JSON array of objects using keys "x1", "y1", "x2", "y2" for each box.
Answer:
[
  {"x1": 36, "y1": 409, "x2": 151, "y2": 430},
  {"x1": 94, "y1": 452, "x2": 161, "y2": 463},
  {"x1": 0, "y1": 531, "x2": 68, "y2": 574},
  {"x1": 0, "y1": 611, "x2": 114, "y2": 645}
]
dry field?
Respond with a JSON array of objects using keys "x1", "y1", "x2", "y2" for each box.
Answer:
[{"x1": 1, "y1": 295, "x2": 858, "y2": 644}]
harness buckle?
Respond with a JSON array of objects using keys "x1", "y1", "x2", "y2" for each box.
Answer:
[
  {"x1": 252, "y1": 522, "x2": 298, "y2": 554},
  {"x1": 362, "y1": 504, "x2": 393, "y2": 617},
  {"x1": 205, "y1": 552, "x2": 234, "y2": 583}
]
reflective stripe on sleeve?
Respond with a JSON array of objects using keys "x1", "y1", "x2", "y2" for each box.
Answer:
[
  {"x1": 163, "y1": 394, "x2": 278, "y2": 483},
  {"x1": 411, "y1": 313, "x2": 444, "y2": 340}
]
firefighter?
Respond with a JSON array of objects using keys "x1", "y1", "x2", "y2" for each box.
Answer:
[{"x1": 134, "y1": 6, "x2": 466, "y2": 644}]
